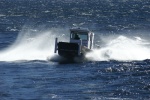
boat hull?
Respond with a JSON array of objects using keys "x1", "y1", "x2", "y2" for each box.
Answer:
[{"x1": 57, "y1": 42, "x2": 91, "y2": 62}]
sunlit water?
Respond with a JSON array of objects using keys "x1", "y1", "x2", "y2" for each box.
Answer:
[{"x1": 0, "y1": 0, "x2": 150, "y2": 100}]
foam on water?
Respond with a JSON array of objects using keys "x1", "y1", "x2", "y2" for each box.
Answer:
[
  {"x1": 0, "y1": 28, "x2": 68, "y2": 61},
  {"x1": 1, "y1": 28, "x2": 150, "y2": 62},
  {"x1": 86, "y1": 35, "x2": 150, "y2": 61}
]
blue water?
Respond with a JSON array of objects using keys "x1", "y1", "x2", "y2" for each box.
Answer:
[{"x1": 0, "y1": 0, "x2": 150, "y2": 100}]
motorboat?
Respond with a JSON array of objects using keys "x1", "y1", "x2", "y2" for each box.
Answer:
[{"x1": 54, "y1": 28, "x2": 94, "y2": 62}]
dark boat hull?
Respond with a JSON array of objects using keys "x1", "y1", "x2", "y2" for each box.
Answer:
[{"x1": 57, "y1": 42, "x2": 91, "y2": 62}]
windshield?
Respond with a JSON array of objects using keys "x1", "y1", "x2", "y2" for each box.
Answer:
[{"x1": 71, "y1": 32, "x2": 88, "y2": 40}]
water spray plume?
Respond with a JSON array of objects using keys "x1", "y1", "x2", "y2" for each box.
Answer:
[
  {"x1": 0, "y1": 28, "x2": 67, "y2": 61},
  {"x1": 1, "y1": 29, "x2": 150, "y2": 62},
  {"x1": 86, "y1": 35, "x2": 150, "y2": 61}
]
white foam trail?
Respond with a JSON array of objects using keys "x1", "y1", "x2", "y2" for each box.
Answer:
[
  {"x1": 86, "y1": 35, "x2": 150, "y2": 61},
  {"x1": 2, "y1": 30, "x2": 150, "y2": 62},
  {"x1": 0, "y1": 28, "x2": 68, "y2": 61}
]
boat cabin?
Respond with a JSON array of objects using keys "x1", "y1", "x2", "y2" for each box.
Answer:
[{"x1": 70, "y1": 28, "x2": 94, "y2": 49}]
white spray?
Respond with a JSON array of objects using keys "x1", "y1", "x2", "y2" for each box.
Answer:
[
  {"x1": 86, "y1": 35, "x2": 150, "y2": 61},
  {"x1": 0, "y1": 28, "x2": 68, "y2": 61},
  {"x1": 1, "y1": 28, "x2": 150, "y2": 62}
]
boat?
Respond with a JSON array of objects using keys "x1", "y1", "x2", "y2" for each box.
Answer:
[{"x1": 54, "y1": 28, "x2": 94, "y2": 62}]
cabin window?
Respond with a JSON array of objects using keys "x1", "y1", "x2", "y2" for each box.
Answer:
[{"x1": 71, "y1": 32, "x2": 88, "y2": 40}]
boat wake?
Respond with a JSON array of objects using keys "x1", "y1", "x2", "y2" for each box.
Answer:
[
  {"x1": 86, "y1": 35, "x2": 150, "y2": 61},
  {"x1": 0, "y1": 28, "x2": 150, "y2": 62},
  {"x1": 0, "y1": 28, "x2": 68, "y2": 62}
]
